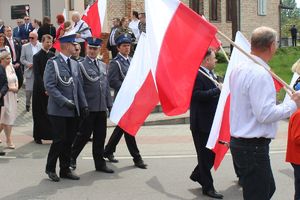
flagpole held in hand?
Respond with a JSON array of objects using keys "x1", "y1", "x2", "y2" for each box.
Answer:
[{"x1": 217, "y1": 30, "x2": 294, "y2": 96}]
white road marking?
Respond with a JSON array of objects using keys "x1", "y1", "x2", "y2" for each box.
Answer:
[{"x1": 82, "y1": 150, "x2": 287, "y2": 160}]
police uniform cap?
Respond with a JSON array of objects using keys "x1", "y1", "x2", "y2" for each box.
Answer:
[
  {"x1": 86, "y1": 37, "x2": 102, "y2": 48},
  {"x1": 59, "y1": 33, "x2": 77, "y2": 44},
  {"x1": 116, "y1": 33, "x2": 132, "y2": 45}
]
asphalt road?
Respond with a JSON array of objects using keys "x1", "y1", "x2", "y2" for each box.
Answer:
[{"x1": 0, "y1": 122, "x2": 295, "y2": 200}]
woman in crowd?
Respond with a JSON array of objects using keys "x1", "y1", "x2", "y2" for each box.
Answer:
[
  {"x1": 286, "y1": 59, "x2": 300, "y2": 200},
  {"x1": 37, "y1": 16, "x2": 56, "y2": 42},
  {"x1": 32, "y1": 19, "x2": 42, "y2": 34},
  {"x1": 0, "y1": 51, "x2": 18, "y2": 149},
  {"x1": 0, "y1": 34, "x2": 10, "y2": 53}
]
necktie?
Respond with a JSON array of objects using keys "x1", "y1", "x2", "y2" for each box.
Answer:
[
  {"x1": 126, "y1": 59, "x2": 130, "y2": 65},
  {"x1": 93, "y1": 60, "x2": 99, "y2": 72},
  {"x1": 67, "y1": 58, "x2": 72, "y2": 73},
  {"x1": 25, "y1": 24, "x2": 28, "y2": 31},
  {"x1": 110, "y1": 28, "x2": 116, "y2": 46}
]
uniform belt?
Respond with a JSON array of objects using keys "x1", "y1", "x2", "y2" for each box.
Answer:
[{"x1": 231, "y1": 136, "x2": 271, "y2": 145}]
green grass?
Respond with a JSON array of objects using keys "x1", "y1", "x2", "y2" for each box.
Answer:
[{"x1": 215, "y1": 46, "x2": 300, "y2": 102}]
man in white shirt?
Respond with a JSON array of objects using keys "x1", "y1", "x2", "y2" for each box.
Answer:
[
  {"x1": 72, "y1": 12, "x2": 92, "y2": 57},
  {"x1": 129, "y1": 11, "x2": 140, "y2": 42},
  {"x1": 20, "y1": 31, "x2": 42, "y2": 112},
  {"x1": 229, "y1": 26, "x2": 300, "y2": 200}
]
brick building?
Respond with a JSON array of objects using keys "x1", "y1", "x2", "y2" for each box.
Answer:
[
  {"x1": 0, "y1": 0, "x2": 279, "y2": 52},
  {"x1": 105, "y1": 0, "x2": 279, "y2": 47}
]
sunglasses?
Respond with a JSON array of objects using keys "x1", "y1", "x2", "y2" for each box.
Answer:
[{"x1": 24, "y1": 18, "x2": 30, "y2": 20}]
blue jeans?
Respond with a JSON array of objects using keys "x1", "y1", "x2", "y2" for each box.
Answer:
[
  {"x1": 292, "y1": 163, "x2": 300, "y2": 200},
  {"x1": 230, "y1": 137, "x2": 275, "y2": 200}
]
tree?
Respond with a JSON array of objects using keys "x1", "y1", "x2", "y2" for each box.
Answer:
[{"x1": 281, "y1": 0, "x2": 300, "y2": 37}]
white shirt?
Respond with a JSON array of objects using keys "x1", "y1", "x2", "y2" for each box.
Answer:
[
  {"x1": 229, "y1": 55, "x2": 297, "y2": 139},
  {"x1": 31, "y1": 43, "x2": 40, "y2": 56},
  {"x1": 129, "y1": 19, "x2": 140, "y2": 41},
  {"x1": 73, "y1": 20, "x2": 92, "y2": 43},
  {"x1": 60, "y1": 53, "x2": 70, "y2": 64}
]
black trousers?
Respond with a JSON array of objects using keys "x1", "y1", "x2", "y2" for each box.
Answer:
[
  {"x1": 230, "y1": 137, "x2": 275, "y2": 200},
  {"x1": 104, "y1": 126, "x2": 141, "y2": 162},
  {"x1": 191, "y1": 130, "x2": 215, "y2": 191},
  {"x1": 46, "y1": 115, "x2": 77, "y2": 173},
  {"x1": 292, "y1": 163, "x2": 300, "y2": 200},
  {"x1": 292, "y1": 37, "x2": 297, "y2": 47},
  {"x1": 71, "y1": 111, "x2": 107, "y2": 169}
]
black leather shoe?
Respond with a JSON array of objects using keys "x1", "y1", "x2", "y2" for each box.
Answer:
[
  {"x1": 70, "y1": 158, "x2": 76, "y2": 170},
  {"x1": 96, "y1": 165, "x2": 114, "y2": 173},
  {"x1": 26, "y1": 105, "x2": 30, "y2": 112},
  {"x1": 190, "y1": 173, "x2": 201, "y2": 185},
  {"x1": 34, "y1": 139, "x2": 42, "y2": 144},
  {"x1": 46, "y1": 171, "x2": 60, "y2": 182},
  {"x1": 0, "y1": 151, "x2": 5, "y2": 156},
  {"x1": 59, "y1": 171, "x2": 80, "y2": 180},
  {"x1": 104, "y1": 154, "x2": 119, "y2": 163},
  {"x1": 134, "y1": 160, "x2": 147, "y2": 169},
  {"x1": 203, "y1": 189, "x2": 223, "y2": 199}
]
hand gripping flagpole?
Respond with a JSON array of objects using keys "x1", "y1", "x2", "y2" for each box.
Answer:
[{"x1": 217, "y1": 30, "x2": 295, "y2": 96}]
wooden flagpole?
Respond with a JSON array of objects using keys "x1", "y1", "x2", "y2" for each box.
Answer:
[
  {"x1": 198, "y1": 69, "x2": 220, "y2": 87},
  {"x1": 217, "y1": 30, "x2": 295, "y2": 94}
]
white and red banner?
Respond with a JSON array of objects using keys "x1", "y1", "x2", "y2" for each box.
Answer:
[
  {"x1": 206, "y1": 31, "x2": 251, "y2": 170},
  {"x1": 82, "y1": 0, "x2": 107, "y2": 38},
  {"x1": 110, "y1": 33, "x2": 159, "y2": 135},
  {"x1": 146, "y1": 0, "x2": 217, "y2": 116},
  {"x1": 110, "y1": 0, "x2": 217, "y2": 135}
]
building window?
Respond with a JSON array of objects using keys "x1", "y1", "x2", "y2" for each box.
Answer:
[
  {"x1": 209, "y1": 0, "x2": 220, "y2": 21},
  {"x1": 189, "y1": 0, "x2": 204, "y2": 15},
  {"x1": 43, "y1": 0, "x2": 50, "y2": 17},
  {"x1": 85, "y1": 0, "x2": 96, "y2": 9},
  {"x1": 69, "y1": 0, "x2": 74, "y2": 11},
  {"x1": 226, "y1": 0, "x2": 232, "y2": 21},
  {"x1": 258, "y1": 0, "x2": 267, "y2": 16}
]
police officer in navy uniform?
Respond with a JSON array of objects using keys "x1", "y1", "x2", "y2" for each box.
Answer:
[
  {"x1": 43, "y1": 33, "x2": 89, "y2": 182},
  {"x1": 70, "y1": 37, "x2": 114, "y2": 173},
  {"x1": 104, "y1": 34, "x2": 147, "y2": 169}
]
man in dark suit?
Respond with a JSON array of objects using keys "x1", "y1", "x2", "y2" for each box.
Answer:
[
  {"x1": 13, "y1": 19, "x2": 23, "y2": 39},
  {"x1": 71, "y1": 37, "x2": 113, "y2": 173},
  {"x1": 106, "y1": 18, "x2": 120, "y2": 59},
  {"x1": 189, "y1": 48, "x2": 223, "y2": 199},
  {"x1": 104, "y1": 34, "x2": 147, "y2": 169},
  {"x1": 19, "y1": 16, "x2": 33, "y2": 44},
  {"x1": 43, "y1": 33, "x2": 89, "y2": 182},
  {"x1": 0, "y1": 59, "x2": 8, "y2": 156},
  {"x1": 4, "y1": 26, "x2": 23, "y2": 89}
]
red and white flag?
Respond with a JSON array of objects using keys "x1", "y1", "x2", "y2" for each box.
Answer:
[
  {"x1": 110, "y1": 0, "x2": 217, "y2": 135},
  {"x1": 82, "y1": 0, "x2": 107, "y2": 38},
  {"x1": 206, "y1": 32, "x2": 283, "y2": 170},
  {"x1": 206, "y1": 31, "x2": 251, "y2": 170},
  {"x1": 146, "y1": 0, "x2": 217, "y2": 116},
  {"x1": 110, "y1": 33, "x2": 159, "y2": 135}
]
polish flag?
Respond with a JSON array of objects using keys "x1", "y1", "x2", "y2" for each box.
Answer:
[
  {"x1": 110, "y1": 33, "x2": 159, "y2": 135},
  {"x1": 206, "y1": 32, "x2": 284, "y2": 170},
  {"x1": 206, "y1": 32, "x2": 251, "y2": 170},
  {"x1": 110, "y1": 0, "x2": 217, "y2": 135},
  {"x1": 146, "y1": 0, "x2": 217, "y2": 116},
  {"x1": 82, "y1": 0, "x2": 107, "y2": 38}
]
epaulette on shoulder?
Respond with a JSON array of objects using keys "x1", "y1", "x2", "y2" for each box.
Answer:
[{"x1": 49, "y1": 56, "x2": 58, "y2": 61}]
